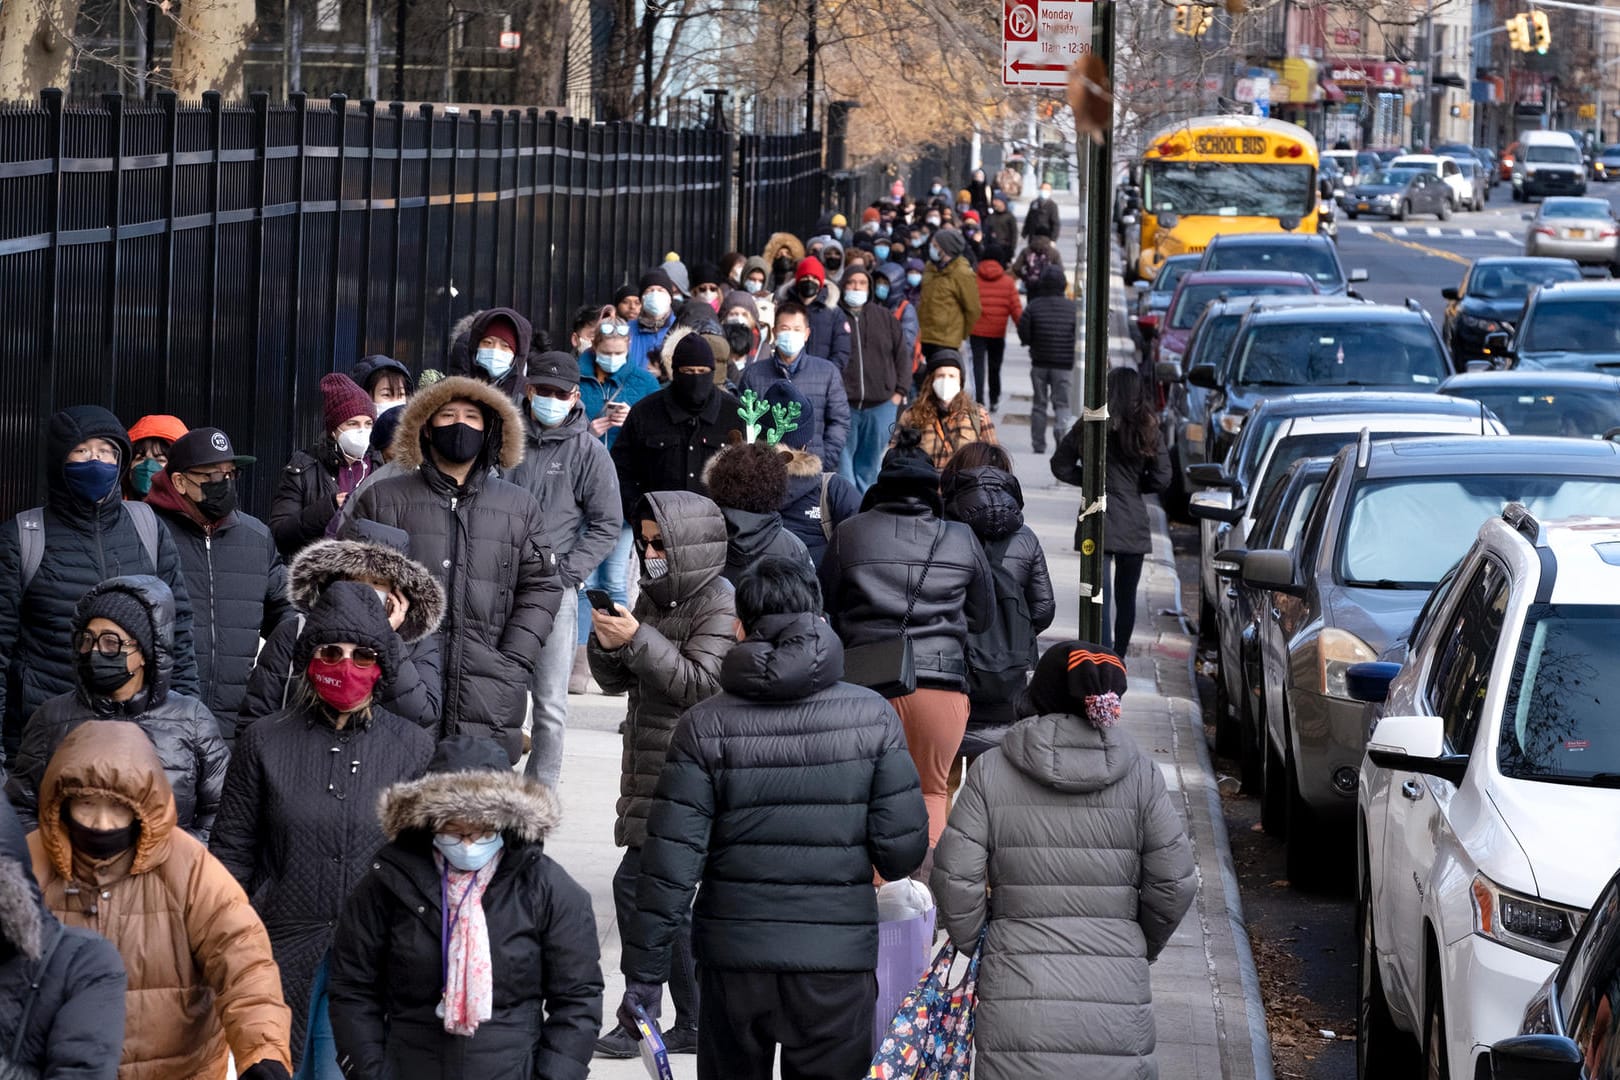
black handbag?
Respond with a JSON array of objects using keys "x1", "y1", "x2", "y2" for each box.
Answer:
[{"x1": 844, "y1": 523, "x2": 944, "y2": 699}]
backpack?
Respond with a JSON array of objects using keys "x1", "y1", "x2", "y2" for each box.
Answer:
[
  {"x1": 965, "y1": 535, "x2": 1037, "y2": 706},
  {"x1": 17, "y1": 503, "x2": 161, "y2": 594},
  {"x1": 1019, "y1": 247, "x2": 1051, "y2": 294}
]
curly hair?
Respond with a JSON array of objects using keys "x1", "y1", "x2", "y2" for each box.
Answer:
[{"x1": 703, "y1": 442, "x2": 789, "y2": 514}]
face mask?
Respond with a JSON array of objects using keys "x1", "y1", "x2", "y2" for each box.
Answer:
[
  {"x1": 644, "y1": 557, "x2": 669, "y2": 579},
  {"x1": 773, "y1": 256, "x2": 795, "y2": 275},
  {"x1": 744, "y1": 278, "x2": 764, "y2": 294},
  {"x1": 78, "y1": 650, "x2": 136, "y2": 696},
  {"x1": 956, "y1": 202, "x2": 970, "y2": 214},
  {"x1": 372, "y1": 586, "x2": 392, "y2": 612},
  {"x1": 671, "y1": 371, "x2": 714, "y2": 412},
  {"x1": 641, "y1": 291, "x2": 671, "y2": 318},
  {"x1": 723, "y1": 323, "x2": 754, "y2": 357},
  {"x1": 926, "y1": 215, "x2": 942, "y2": 227},
  {"x1": 474, "y1": 346, "x2": 514, "y2": 380},
  {"x1": 1041, "y1": 189, "x2": 1052, "y2": 200},
  {"x1": 63, "y1": 460, "x2": 120, "y2": 505},
  {"x1": 909, "y1": 235, "x2": 926, "y2": 249},
  {"x1": 875, "y1": 282, "x2": 891, "y2": 301},
  {"x1": 796, "y1": 279, "x2": 820, "y2": 301},
  {"x1": 574, "y1": 339, "x2": 592, "y2": 356},
  {"x1": 929, "y1": 245, "x2": 944, "y2": 263},
  {"x1": 844, "y1": 289, "x2": 868, "y2": 308},
  {"x1": 429, "y1": 422, "x2": 484, "y2": 465},
  {"x1": 874, "y1": 244, "x2": 891, "y2": 261},
  {"x1": 307, "y1": 656, "x2": 383, "y2": 713},
  {"x1": 130, "y1": 458, "x2": 163, "y2": 495},
  {"x1": 596, "y1": 352, "x2": 627, "y2": 375},
  {"x1": 337, "y1": 427, "x2": 373, "y2": 461},
  {"x1": 832, "y1": 226, "x2": 845, "y2": 241},
  {"x1": 774, "y1": 330, "x2": 806, "y2": 358},
  {"x1": 434, "y1": 833, "x2": 504, "y2": 873},
  {"x1": 192, "y1": 476, "x2": 237, "y2": 520},
  {"x1": 376, "y1": 399, "x2": 404, "y2": 415},
  {"x1": 530, "y1": 395, "x2": 572, "y2": 426},
  {"x1": 862, "y1": 222, "x2": 879, "y2": 235},
  {"x1": 825, "y1": 258, "x2": 843, "y2": 273},
  {"x1": 906, "y1": 272, "x2": 923, "y2": 288},
  {"x1": 933, "y1": 375, "x2": 961, "y2": 402},
  {"x1": 930, "y1": 184, "x2": 944, "y2": 196},
  {"x1": 63, "y1": 812, "x2": 139, "y2": 861}
]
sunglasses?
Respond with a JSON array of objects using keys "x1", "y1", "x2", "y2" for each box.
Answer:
[
  {"x1": 75, "y1": 631, "x2": 138, "y2": 658},
  {"x1": 598, "y1": 320, "x2": 631, "y2": 338},
  {"x1": 634, "y1": 534, "x2": 667, "y2": 555},
  {"x1": 313, "y1": 644, "x2": 381, "y2": 668}
]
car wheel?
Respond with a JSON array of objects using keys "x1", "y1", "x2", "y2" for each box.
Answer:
[
  {"x1": 1424, "y1": 970, "x2": 1450, "y2": 1080},
  {"x1": 1396, "y1": 200, "x2": 1410, "y2": 222},
  {"x1": 1260, "y1": 708, "x2": 1286, "y2": 836},
  {"x1": 1283, "y1": 732, "x2": 1332, "y2": 887},
  {"x1": 1513, "y1": 187, "x2": 1524, "y2": 202},
  {"x1": 1347, "y1": 211, "x2": 1359, "y2": 220},
  {"x1": 1474, "y1": 193, "x2": 1485, "y2": 210},
  {"x1": 1437, "y1": 198, "x2": 1452, "y2": 221},
  {"x1": 1239, "y1": 691, "x2": 1264, "y2": 795},
  {"x1": 1198, "y1": 591, "x2": 1218, "y2": 647},
  {"x1": 1214, "y1": 661, "x2": 1240, "y2": 757},
  {"x1": 1358, "y1": 851, "x2": 1419, "y2": 1079}
]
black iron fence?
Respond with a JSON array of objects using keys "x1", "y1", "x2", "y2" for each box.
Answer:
[
  {"x1": 0, "y1": 90, "x2": 738, "y2": 518},
  {"x1": 736, "y1": 131, "x2": 824, "y2": 258}
]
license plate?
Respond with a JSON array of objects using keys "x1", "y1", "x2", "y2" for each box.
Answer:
[
  {"x1": 1568, "y1": 229, "x2": 1588, "y2": 239},
  {"x1": 1357, "y1": 203, "x2": 1369, "y2": 211}
]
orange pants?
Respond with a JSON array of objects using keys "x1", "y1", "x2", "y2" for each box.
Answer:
[{"x1": 890, "y1": 686, "x2": 970, "y2": 847}]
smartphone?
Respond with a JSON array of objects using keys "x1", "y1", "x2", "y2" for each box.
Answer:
[{"x1": 586, "y1": 588, "x2": 617, "y2": 615}]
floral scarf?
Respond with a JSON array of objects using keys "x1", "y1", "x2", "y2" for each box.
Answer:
[{"x1": 439, "y1": 852, "x2": 502, "y2": 1036}]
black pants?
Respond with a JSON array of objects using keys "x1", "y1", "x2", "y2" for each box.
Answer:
[
  {"x1": 612, "y1": 846, "x2": 699, "y2": 1029},
  {"x1": 697, "y1": 968, "x2": 876, "y2": 1080},
  {"x1": 968, "y1": 335, "x2": 1006, "y2": 406},
  {"x1": 1104, "y1": 552, "x2": 1147, "y2": 656}
]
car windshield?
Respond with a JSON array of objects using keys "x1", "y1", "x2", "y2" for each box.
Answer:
[
  {"x1": 1193, "y1": 312, "x2": 1245, "y2": 370},
  {"x1": 1203, "y1": 243, "x2": 1343, "y2": 288},
  {"x1": 1153, "y1": 259, "x2": 1198, "y2": 295},
  {"x1": 1371, "y1": 169, "x2": 1422, "y2": 186},
  {"x1": 1541, "y1": 200, "x2": 1611, "y2": 219},
  {"x1": 1144, "y1": 160, "x2": 1316, "y2": 218},
  {"x1": 1525, "y1": 145, "x2": 1583, "y2": 164},
  {"x1": 1339, "y1": 476, "x2": 1620, "y2": 587},
  {"x1": 1467, "y1": 262, "x2": 1584, "y2": 300},
  {"x1": 1602, "y1": 148, "x2": 1620, "y2": 161},
  {"x1": 1523, "y1": 300, "x2": 1620, "y2": 354},
  {"x1": 1499, "y1": 604, "x2": 1620, "y2": 784},
  {"x1": 1446, "y1": 386, "x2": 1620, "y2": 437},
  {"x1": 1254, "y1": 432, "x2": 1360, "y2": 509},
  {"x1": 1169, "y1": 281, "x2": 1312, "y2": 329},
  {"x1": 1233, "y1": 320, "x2": 1450, "y2": 387},
  {"x1": 1454, "y1": 160, "x2": 1478, "y2": 177}
]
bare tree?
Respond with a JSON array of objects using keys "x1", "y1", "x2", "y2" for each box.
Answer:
[{"x1": 0, "y1": 0, "x2": 88, "y2": 99}]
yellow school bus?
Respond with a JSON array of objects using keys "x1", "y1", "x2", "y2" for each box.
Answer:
[{"x1": 1129, "y1": 115, "x2": 1320, "y2": 283}]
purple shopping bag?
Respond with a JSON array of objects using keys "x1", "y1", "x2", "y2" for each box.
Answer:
[{"x1": 874, "y1": 880, "x2": 937, "y2": 1048}]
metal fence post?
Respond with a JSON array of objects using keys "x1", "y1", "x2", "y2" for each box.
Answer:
[
  {"x1": 35, "y1": 88, "x2": 67, "y2": 499},
  {"x1": 102, "y1": 93, "x2": 125, "y2": 396},
  {"x1": 414, "y1": 103, "x2": 434, "y2": 369},
  {"x1": 157, "y1": 91, "x2": 178, "y2": 390},
  {"x1": 286, "y1": 92, "x2": 311, "y2": 434},
  {"x1": 387, "y1": 100, "x2": 406, "y2": 353},
  {"x1": 358, "y1": 97, "x2": 378, "y2": 357},
  {"x1": 328, "y1": 93, "x2": 349, "y2": 371},
  {"x1": 440, "y1": 107, "x2": 461, "y2": 368},
  {"x1": 203, "y1": 90, "x2": 223, "y2": 414}
]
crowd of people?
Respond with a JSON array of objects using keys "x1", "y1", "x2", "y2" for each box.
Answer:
[{"x1": 0, "y1": 171, "x2": 1192, "y2": 1080}]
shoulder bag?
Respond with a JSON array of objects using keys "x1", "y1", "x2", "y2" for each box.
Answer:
[{"x1": 844, "y1": 522, "x2": 944, "y2": 699}]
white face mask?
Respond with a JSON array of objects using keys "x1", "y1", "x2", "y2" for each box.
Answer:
[
  {"x1": 336, "y1": 427, "x2": 372, "y2": 460},
  {"x1": 375, "y1": 399, "x2": 404, "y2": 414},
  {"x1": 932, "y1": 375, "x2": 961, "y2": 402},
  {"x1": 641, "y1": 290, "x2": 671, "y2": 319}
]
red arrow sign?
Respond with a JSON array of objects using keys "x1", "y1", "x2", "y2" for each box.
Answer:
[{"x1": 1010, "y1": 59, "x2": 1069, "y2": 72}]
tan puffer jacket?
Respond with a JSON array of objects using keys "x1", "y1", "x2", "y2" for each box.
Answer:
[{"x1": 28, "y1": 721, "x2": 291, "y2": 1080}]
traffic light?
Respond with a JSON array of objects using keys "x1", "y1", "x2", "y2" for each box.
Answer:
[
  {"x1": 1531, "y1": 9, "x2": 1551, "y2": 53},
  {"x1": 1506, "y1": 13, "x2": 1530, "y2": 52}
]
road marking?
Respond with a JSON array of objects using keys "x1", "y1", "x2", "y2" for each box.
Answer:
[
  {"x1": 1392, "y1": 226, "x2": 1410, "y2": 236},
  {"x1": 1356, "y1": 225, "x2": 1372, "y2": 234},
  {"x1": 1495, "y1": 230, "x2": 1513, "y2": 239},
  {"x1": 1426, "y1": 227, "x2": 1442, "y2": 237},
  {"x1": 1369, "y1": 229, "x2": 1471, "y2": 265}
]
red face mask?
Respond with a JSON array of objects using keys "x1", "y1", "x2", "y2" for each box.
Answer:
[{"x1": 307, "y1": 657, "x2": 382, "y2": 712}]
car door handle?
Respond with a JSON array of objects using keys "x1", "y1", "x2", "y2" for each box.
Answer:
[{"x1": 1401, "y1": 779, "x2": 1425, "y2": 802}]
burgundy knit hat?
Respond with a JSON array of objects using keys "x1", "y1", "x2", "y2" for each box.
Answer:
[
  {"x1": 321, "y1": 373, "x2": 376, "y2": 434},
  {"x1": 482, "y1": 315, "x2": 520, "y2": 354}
]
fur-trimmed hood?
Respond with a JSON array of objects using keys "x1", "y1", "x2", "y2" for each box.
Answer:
[
  {"x1": 0, "y1": 801, "x2": 44, "y2": 959},
  {"x1": 779, "y1": 446, "x2": 824, "y2": 479},
  {"x1": 389, "y1": 375, "x2": 525, "y2": 473},
  {"x1": 289, "y1": 539, "x2": 446, "y2": 643},
  {"x1": 380, "y1": 769, "x2": 561, "y2": 844},
  {"x1": 762, "y1": 231, "x2": 805, "y2": 265}
]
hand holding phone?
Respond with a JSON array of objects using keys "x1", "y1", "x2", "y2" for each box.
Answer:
[{"x1": 586, "y1": 588, "x2": 617, "y2": 615}]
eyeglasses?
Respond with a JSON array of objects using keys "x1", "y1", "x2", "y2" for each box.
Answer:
[
  {"x1": 597, "y1": 320, "x2": 631, "y2": 338},
  {"x1": 185, "y1": 468, "x2": 236, "y2": 484},
  {"x1": 440, "y1": 826, "x2": 498, "y2": 843},
  {"x1": 75, "y1": 631, "x2": 138, "y2": 657},
  {"x1": 313, "y1": 644, "x2": 381, "y2": 668},
  {"x1": 531, "y1": 386, "x2": 575, "y2": 401},
  {"x1": 695, "y1": 285, "x2": 722, "y2": 297}
]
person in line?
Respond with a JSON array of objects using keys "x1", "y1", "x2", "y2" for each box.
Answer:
[
  {"x1": 933, "y1": 642, "x2": 1196, "y2": 1080},
  {"x1": 239, "y1": 536, "x2": 444, "y2": 730},
  {"x1": 30, "y1": 721, "x2": 293, "y2": 1080},
  {"x1": 837, "y1": 266, "x2": 910, "y2": 493},
  {"x1": 918, "y1": 228, "x2": 981, "y2": 366},
  {"x1": 738, "y1": 301, "x2": 851, "y2": 472},
  {"x1": 609, "y1": 335, "x2": 743, "y2": 527},
  {"x1": 764, "y1": 232, "x2": 806, "y2": 293},
  {"x1": 764, "y1": 382, "x2": 861, "y2": 569},
  {"x1": 0, "y1": 406, "x2": 200, "y2": 760},
  {"x1": 892, "y1": 351, "x2": 998, "y2": 471},
  {"x1": 146, "y1": 427, "x2": 290, "y2": 736},
  {"x1": 1052, "y1": 366, "x2": 1171, "y2": 656},
  {"x1": 345, "y1": 376, "x2": 563, "y2": 764},
  {"x1": 874, "y1": 261, "x2": 921, "y2": 373},
  {"x1": 629, "y1": 269, "x2": 679, "y2": 374},
  {"x1": 964, "y1": 167, "x2": 993, "y2": 218},
  {"x1": 270, "y1": 373, "x2": 378, "y2": 556},
  {"x1": 1022, "y1": 180, "x2": 1061, "y2": 242},
  {"x1": 588, "y1": 492, "x2": 734, "y2": 1059},
  {"x1": 508, "y1": 353, "x2": 622, "y2": 788},
  {"x1": 210, "y1": 582, "x2": 435, "y2": 1077},
  {"x1": 614, "y1": 285, "x2": 641, "y2": 325},
  {"x1": 783, "y1": 257, "x2": 850, "y2": 370},
  {"x1": 819, "y1": 432, "x2": 994, "y2": 855},
  {"x1": 740, "y1": 255, "x2": 771, "y2": 296},
  {"x1": 1018, "y1": 263, "x2": 1077, "y2": 455},
  {"x1": 328, "y1": 735, "x2": 603, "y2": 1078},
  {"x1": 984, "y1": 195, "x2": 1020, "y2": 263},
  {"x1": 8, "y1": 576, "x2": 228, "y2": 842},
  {"x1": 617, "y1": 556, "x2": 929, "y2": 1079},
  {"x1": 447, "y1": 308, "x2": 536, "y2": 403},
  {"x1": 124, "y1": 413, "x2": 188, "y2": 500},
  {"x1": 702, "y1": 442, "x2": 811, "y2": 585},
  {"x1": 0, "y1": 796, "x2": 126, "y2": 1078},
  {"x1": 970, "y1": 255, "x2": 1023, "y2": 414},
  {"x1": 567, "y1": 304, "x2": 603, "y2": 356},
  {"x1": 350, "y1": 355, "x2": 415, "y2": 413}
]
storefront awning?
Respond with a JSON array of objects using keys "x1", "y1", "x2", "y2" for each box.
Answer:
[{"x1": 1320, "y1": 77, "x2": 1347, "y2": 103}]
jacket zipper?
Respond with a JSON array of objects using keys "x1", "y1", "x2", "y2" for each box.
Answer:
[
  {"x1": 444, "y1": 494, "x2": 463, "y2": 728},
  {"x1": 852, "y1": 314, "x2": 867, "y2": 405},
  {"x1": 205, "y1": 531, "x2": 216, "y2": 707}
]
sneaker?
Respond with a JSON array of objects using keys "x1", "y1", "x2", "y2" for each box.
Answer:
[
  {"x1": 661, "y1": 1024, "x2": 699, "y2": 1054},
  {"x1": 594, "y1": 1025, "x2": 640, "y2": 1059}
]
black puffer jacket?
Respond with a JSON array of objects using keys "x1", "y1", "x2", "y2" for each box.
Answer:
[
  {"x1": 1051, "y1": 422, "x2": 1173, "y2": 556},
  {"x1": 942, "y1": 467, "x2": 1056, "y2": 634},
  {"x1": 147, "y1": 473, "x2": 291, "y2": 737},
  {"x1": 209, "y1": 699, "x2": 434, "y2": 1061},
  {"x1": 0, "y1": 406, "x2": 200, "y2": 760},
  {"x1": 328, "y1": 737, "x2": 603, "y2": 1080},
  {"x1": 446, "y1": 307, "x2": 539, "y2": 404},
  {"x1": 1016, "y1": 265, "x2": 1076, "y2": 369},
  {"x1": 778, "y1": 448, "x2": 862, "y2": 568},
  {"x1": 239, "y1": 539, "x2": 446, "y2": 731},
  {"x1": 625, "y1": 614, "x2": 928, "y2": 981},
  {"x1": 718, "y1": 508, "x2": 811, "y2": 586},
  {"x1": 270, "y1": 438, "x2": 382, "y2": 558},
  {"x1": 347, "y1": 377, "x2": 563, "y2": 762},
  {"x1": 587, "y1": 491, "x2": 735, "y2": 849},
  {"x1": 6, "y1": 576, "x2": 229, "y2": 840}
]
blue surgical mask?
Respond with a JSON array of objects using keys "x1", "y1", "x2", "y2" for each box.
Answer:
[
  {"x1": 774, "y1": 329, "x2": 806, "y2": 358},
  {"x1": 744, "y1": 279, "x2": 764, "y2": 294},
  {"x1": 530, "y1": 395, "x2": 572, "y2": 426},
  {"x1": 63, "y1": 460, "x2": 120, "y2": 505},
  {"x1": 906, "y1": 272, "x2": 923, "y2": 287},
  {"x1": 875, "y1": 282, "x2": 891, "y2": 301},
  {"x1": 874, "y1": 243, "x2": 892, "y2": 261},
  {"x1": 928, "y1": 245, "x2": 943, "y2": 263},
  {"x1": 843, "y1": 289, "x2": 868, "y2": 308},
  {"x1": 832, "y1": 226, "x2": 845, "y2": 241},
  {"x1": 434, "y1": 833, "x2": 504, "y2": 873},
  {"x1": 909, "y1": 235, "x2": 926, "y2": 249},
  {"x1": 475, "y1": 346, "x2": 514, "y2": 380},
  {"x1": 596, "y1": 352, "x2": 627, "y2": 374}
]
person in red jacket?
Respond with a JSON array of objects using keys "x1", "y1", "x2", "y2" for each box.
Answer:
[{"x1": 970, "y1": 256, "x2": 1024, "y2": 413}]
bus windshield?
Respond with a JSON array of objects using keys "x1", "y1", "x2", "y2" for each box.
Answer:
[{"x1": 1144, "y1": 160, "x2": 1315, "y2": 218}]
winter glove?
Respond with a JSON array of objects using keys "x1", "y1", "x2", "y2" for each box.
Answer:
[
  {"x1": 617, "y1": 981, "x2": 665, "y2": 1036},
  {"x1": 241, "y1": 1062, "x2": 292, "y2": 1080}
]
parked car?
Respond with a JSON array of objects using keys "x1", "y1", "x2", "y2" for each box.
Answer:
[
  {"x1": 1491, "y1": 279, "x2": 1620, "y2": 371},
  {"x1": 1594, "y1": 144, "x2": 1620, "y2": 183},
  {"x1": 1513, "y1": 132, "x2": 1588, "y2": 200},
  {"x1": 1440, "y1": 370, "x2": 1620, "y2": 438},
  {"x1": 1391, "y1": 154, "x2": 1477, "y2": 211},
  {"x1": 1198, "y1": 232, "x2": 1369, "y2": 296},
  {"x1": 1351, "y1": 504, "x2": 1620, "y2": 1080},
  {"x1": 1452, "y1": 158, "x2": 1489, "y2": 208},
  {"x1": 1524, "y1": 197, "x2": 1620, "y2": 269},
  {"x1": 1132, "y1": 253, "x2": 1202, "y2": 355},
  {"x1": 1343, "y1": 167, "x2": 1454, "y2": 221},
  {"x1": 1441, "y1": 256, "x2": 1585, "y2": 367},
  {"x1": 1435, "y1": 143, "x2": 1496, "y2": 189},
  {"x1": 1152, "y1": 269, "x2": 1317, "y2": 372}
]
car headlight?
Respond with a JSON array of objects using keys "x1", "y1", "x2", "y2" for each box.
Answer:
[
  {"x1": 1218, "y1": 412, "x2": 1245, "y2": 435},
  {"x1": 1458, "y1": 312, "x2": 1503, "y2": 333},
  {"x1": 1316, "y1": 627, "x2": 1376, "y2": 699},
  {"x1": 1471, "y1": 873, "x2": 1584, "y2": 963},
  {"x1": 1378, "y1": 193, "x2": 1401, "y2": 205}
]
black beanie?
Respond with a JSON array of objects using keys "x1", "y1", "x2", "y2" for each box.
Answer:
[
  {"x1": 860, "y1": 428, "x2": 940, "y2": 513},
  {"x1": 425, "y1": 734, "x2": 510, "y2": 775},
  {"x1": 1022, "y1": 640, "x2": 1129, "y2": 722},
  {"x1": 293, "y1": 580, "x2": 400, "y2": 686},
  {"x1": 76, "y1": 587, "x2": 154, "y2": 661},
  {"x1": 922, "y1": 349, "x2": 965, "y2": 382},
  {"x1": 614, "y1": 284, "x2": 639, "y2": 306},
  {"x1": 671, "y1": 333, "x2": 716, "y2": 372},
  {"x1": 639, "y1": 268, "x2": 678, "y2": 295}
]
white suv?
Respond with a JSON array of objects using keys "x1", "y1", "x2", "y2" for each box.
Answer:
[{"x1": 1355, "y1": 509, "x2": 1620, "y2": 1080}]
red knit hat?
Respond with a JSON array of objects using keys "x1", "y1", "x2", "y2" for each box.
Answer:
[
  {"x1": 861, "y1": 207, "x2": 881, "y2": 224},
  {"x1": 320, "y1": 373, "x2": 376, "y2": 434},
  {"x1": 795, "y1": 256, "x2": 827, "y2": 286},
  {"x1": 962, "y1": 210, "x2": 981, "y2": 224}
]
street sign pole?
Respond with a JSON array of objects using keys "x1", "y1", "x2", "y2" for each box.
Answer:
[{"x1": 1076, "y1": 0, "x2": 1114, "y2": 646}]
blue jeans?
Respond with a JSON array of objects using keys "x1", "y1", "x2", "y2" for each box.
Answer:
[
  {"x1": 840, "y1": 401, "x2": 898, "y2": 494},
  {"x1": 577, "y1": 524, "x2": 634, "y2": 643},
  {"x1": 526, "y1": 585, "x2": 577, "y2": 790},
  {"x1": 294, "y1": 953, "x2": 343, "y2": 1080}
]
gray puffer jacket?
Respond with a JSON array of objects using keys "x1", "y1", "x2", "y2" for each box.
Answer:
[
  {"x1": 505, "y1": 405, "x2": 622, "y2": 586},
  {"x1": 932, "y1": 710, "x2": 1196, "y2": 1080},
  {"x1": 587, "y1": 491, "x2": 734, "y2": 849}
]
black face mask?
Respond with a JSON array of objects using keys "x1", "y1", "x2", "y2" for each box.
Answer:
[
  {"x1": 62, "y1": 808, "x2": 140, "y2": 861},
  {"x1": 723, "y1": 323, "x2": 754, "y2": 358},
  {"x1": 773, "y1": 256, "x2": 795, "y2": 276},
  {"x1": 671, "y1": 370, "x2": 714, "y2": 412},
  {"x1": 429, "y1": 422, "x2": 484, "y2": 465},
  {"x1": 192, "y1": 476, "x2": 237, "y2": 521},
  {"x1": 77, "y1": 651, "x2": 137, "y2": 696},
  {"x1": 796, "y1": 279, "x2": 821, "y2": 300}
]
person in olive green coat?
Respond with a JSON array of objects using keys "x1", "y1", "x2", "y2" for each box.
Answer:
[{"x1": 918, "y1": 228, "x2": 982, "y2": 358}]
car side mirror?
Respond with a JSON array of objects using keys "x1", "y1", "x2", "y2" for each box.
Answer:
[
  {"x1": 1212, "y1": 548, "x2": 1248, "y2": 578},
  {"x1": 1441, "y1": 286, "x2": 1459, "y2": 301},
  {"x1": 1488, "y1": 1035, "x2": 1584, "y2": 1080},
  {"x1": 1186, "y1": 363, "x2": 1220, "y2": 390},
  {"x1": 1185, "y1": 462, "x2": 1235, "y2": 488},
  {"x1": 1345, "y1": 661, "x2": 1402, "y2": 703},
  {"x1": 1348, "y1": 268, "x2": 1369, "y2": 283},
  {"x1": 1239, "y1": 548, "x2": 1302, "y2": 594},
  {"x1": 1366, "y1": 714, "x2": 1467, "y2": 783},
  {"x1": 1483, "y1": 330, "x2": 1513, "y2": 359},
  {"x1": 1155, "y1": 360, "x2": 1184, "y2": 384},
  {"x1": 1189, "y1": 490, "x2": 1244, "y2": 524}
]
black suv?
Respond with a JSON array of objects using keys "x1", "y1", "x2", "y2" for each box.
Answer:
[
  {"x1": 1441, "y1": 256, "x2": 1583, "y2": 367},
  {"x1": 1198, "y1": 233, "x2": 1369, "y2": 296},
  {"x1": 1489, "y1": 279, "x2": 1620, "y2": 372}
]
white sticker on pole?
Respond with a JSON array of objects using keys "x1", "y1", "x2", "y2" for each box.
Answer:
[{"x1": 1003, "y1": 0, "x2": 1094, "y2": 88}]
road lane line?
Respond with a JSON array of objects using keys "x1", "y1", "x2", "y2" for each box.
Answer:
[
  {"x1": 1426, "y1": 227, "x2": 1442, "y2": 237},
  {"x1": 1369, "y1": 228, "x2": 1471, "y2": 265},
  {"x1": 1495, "y1": 230, "x2": 1513, "y2": 239},
  {"x1": 1392, "y1": 226, "x2": 1409, "y2": 236},
  {"x1": 1357, "y1": 225, "x2": 1372, "y2": 234},
  {"x1": 1461, "y1": 228, "x2": 1477, "y2": 237}
]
